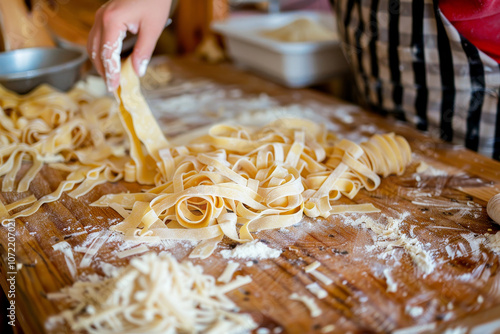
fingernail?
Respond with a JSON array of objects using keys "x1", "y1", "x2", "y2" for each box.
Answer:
[{"x1": 139, "y1": 59, "x2": 149, "y2": 77}]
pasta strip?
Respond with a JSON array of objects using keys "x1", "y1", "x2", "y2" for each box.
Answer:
[
  {"x1": 289, "y1": 293, "x2": 322, "y2": 317},
  {"x1": 189, "y1": 234, "x2": 224, "y2": 259},
  {"x1": 8, "y1": 171, "x2": 86, "y2": 220},
  {"x1": 115, "y1": 58, "x2": 169, "y2": 184},
  {"x1": 218, "y1": 261, "x2": 240, "y2": 283},
  {"x1": 4, "y1": 195, "x2": 36, "y2": 212}
]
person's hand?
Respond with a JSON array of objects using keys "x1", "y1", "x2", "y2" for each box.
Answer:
[{"x1": 87, "y1": 0, "x2": 172, "y2": 92}]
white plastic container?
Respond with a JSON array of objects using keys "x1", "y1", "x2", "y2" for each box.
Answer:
[{"x1": 212, "y1": 11, "x2": 348, "y2": 88}]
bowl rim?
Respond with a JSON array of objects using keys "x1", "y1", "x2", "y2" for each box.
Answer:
[{"x1": 0, "y1": 47, "x2": 88, "y2": 80}]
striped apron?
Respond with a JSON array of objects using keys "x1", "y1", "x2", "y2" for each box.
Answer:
[{"x1": 331, "y1": 0, "x2": 500, "y2": 160}]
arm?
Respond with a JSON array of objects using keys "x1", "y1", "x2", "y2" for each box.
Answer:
[{"x1": 87, "y1": 0, "x2": 173, "y2": 91}]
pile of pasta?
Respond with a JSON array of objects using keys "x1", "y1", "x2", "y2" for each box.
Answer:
[
  {"x1": 47, "y1": 252, "x2": 257, "y2": 333},
  {"x1": 95, "y1": 119, "x2": 411, "y2": 258},
  {"x1": 1, "y1": 58, "x2": 412, "y2": 260},
  {"x1": 91, "y1": 58, "x2": 412, "y2": 258},
  {"x1": 0, "y1": 83, "x2": 130, "y2": 220}
]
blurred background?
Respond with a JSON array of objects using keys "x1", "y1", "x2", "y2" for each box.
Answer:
[
  {"x1": 0, "y1": 0, "x2": 333, "y2": 54},
  {"x1": 0, "y1": 0, "x2": 354, "y2": 100}
]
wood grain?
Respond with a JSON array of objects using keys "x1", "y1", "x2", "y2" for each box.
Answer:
[{"x1": 1, "y1": 57, "x2": 500, "y2": 334}]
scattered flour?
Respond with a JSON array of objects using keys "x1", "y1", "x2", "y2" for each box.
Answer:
[
  {"x1": 460, "y1": 233, "x2": 486, "y2": 261},
  {"x1": 220, "y1": 241, "x2": 282, "y2": 260},
  {"x1": 346, "y1": 214, "x2": 436, "y2": 275},
  {"x1": 151, "y1": 90, "x2": 276, "y2": 116},
  {"x1": 420, "y1": 164, "x2": 449, "y2": 176}
]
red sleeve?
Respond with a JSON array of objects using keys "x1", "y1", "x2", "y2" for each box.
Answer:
[{"x1": 439, "y1": 0, "x2": 500, "y2": 63}]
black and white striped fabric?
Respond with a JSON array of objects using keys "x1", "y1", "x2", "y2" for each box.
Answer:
[{"x1": 331, "y1": 0, "x2": 500, "y2": 160}]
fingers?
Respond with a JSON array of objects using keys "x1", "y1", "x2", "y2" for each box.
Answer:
[
  {"x1": 87, "y1": 0, "x2": 172, "y2": 91},
  {"x1": 88, "y1": 2, "x2": 127, "y2": 92},
  {"x1": 131, "y1": 0, "x2": 172, "y2": 77},
  {"x1": 101, "y1": 27, "x2": 127, "y2": 92},
  {"x1": 131, "y1": 22, "x2": 166, "y2": 77}
]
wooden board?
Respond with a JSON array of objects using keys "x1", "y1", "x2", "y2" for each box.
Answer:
[{"x1": 1, "y1": 57, "x2": 500, "y2": 334}]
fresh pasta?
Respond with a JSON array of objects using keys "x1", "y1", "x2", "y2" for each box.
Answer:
[
  {"x1": 0, "y1": 83, "x2": 128, "y2": 222},
  {"x1": 0, "y1": 57, "x2": 412, "y2": 261},
  {"x1": 47, "y1": 252, "x2": 257, "y2": 334},
  {"x1": 89, "y1": 59, "x2": 412, "y2": 258}
]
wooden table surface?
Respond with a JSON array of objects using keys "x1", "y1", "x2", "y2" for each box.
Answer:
[{"x1": 1, "y1": 57, "x2": 500, "y2": 334}]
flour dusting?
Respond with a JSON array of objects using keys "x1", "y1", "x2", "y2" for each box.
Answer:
[
  {"x1": 220, "y1": 241, "x2": 281, "y2": 260},
  {"x1": 344, "y1": 213, "x2": 436, "y2": 275},
  {"x1": 485, "y1": 232, "x2": 500, "y2": 253}
]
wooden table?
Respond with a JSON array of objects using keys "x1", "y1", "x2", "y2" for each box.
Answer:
[{"x1": 1, "y1": 57, "x2": 500, "y2": 334}]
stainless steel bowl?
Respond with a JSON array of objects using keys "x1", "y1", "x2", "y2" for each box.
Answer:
[{"x1": 0, "y1": 47, "x2": 87, "y2": 94}]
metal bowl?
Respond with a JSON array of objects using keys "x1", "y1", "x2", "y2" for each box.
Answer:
[{"x1": 0, "y1": 47, "x2": 87, "y2": 94}]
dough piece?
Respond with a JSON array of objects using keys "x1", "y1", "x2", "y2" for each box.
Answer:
[
  {"x1": 260, "y1": 18, "x2": 337, "y2": 43},
  {"x1": 289, "y1": 293, "x2": 322, "y2": 317}
]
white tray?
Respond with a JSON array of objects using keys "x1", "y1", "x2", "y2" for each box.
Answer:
[{"x1": 212, "y1": 11, "x2": 349, "y2": 88}]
